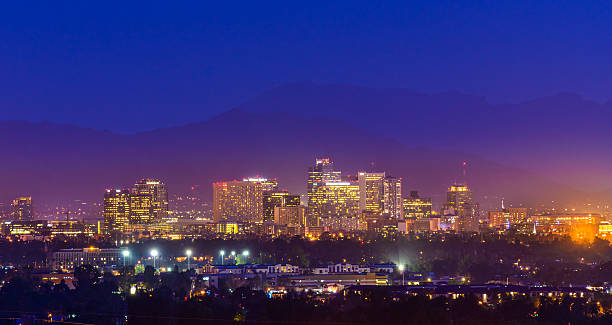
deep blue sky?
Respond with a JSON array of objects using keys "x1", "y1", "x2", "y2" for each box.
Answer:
[{"x1": 2, "y1": 1, "x2": 612, "y2": 133}]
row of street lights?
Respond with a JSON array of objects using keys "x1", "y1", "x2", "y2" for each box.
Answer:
[
  {"x1": 120, "y1": 249, "x2": 251, "y2": 269},
  {"x1": 121, "y1": 249, "x2": 194, "y2": 269},
  {"x1": 219, "y1": 250, "x2": 249, "y2": 265}
]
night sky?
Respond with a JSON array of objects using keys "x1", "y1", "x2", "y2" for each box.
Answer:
[{"x1": 2, "y1": 1, "x2": 612, "y2": 133}]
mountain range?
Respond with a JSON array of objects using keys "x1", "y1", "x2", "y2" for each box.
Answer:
[{"x1": 1, "y1": 82, "x2": 610, "y2": 212}]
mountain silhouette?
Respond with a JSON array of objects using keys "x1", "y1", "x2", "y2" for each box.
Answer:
[{"x1": 0, "y1": 109, "x2": 588, "y2": 215}]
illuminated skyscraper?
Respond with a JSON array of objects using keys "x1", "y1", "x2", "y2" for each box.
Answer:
[
  {"x1": 403, "y1": 191, "x2": 432, "y2": 218},
  {"x1": 307, "y1": 158, "x2": 342, "y2": 220},
  {"x1": 443, "y1": 184, "x2": 477, "y2": 231},
  {"x1": 132, "y1": 178, "x2": 168, "y2": 221},
  {"x1": 358, "y1": 172, "x2": 385, "y2": 215},
  {"x1": 263, "y1": 191, "x2": 300, "y2": 223},
  {"x1": 213, "y1": 179, "x2": 264, "y2": 222},
  {"x1": 246, "y1": 177, "x2": 278, "y2": 192},
  {"x1": 103, "y1": 189, "x2": 131, "y2": 234},
  {"x1": 358, "y1": 172, "x2": 402, "y2": 219},
  {"x1": 129, "y1": 193, "x2": 154, "y2": 224},
  {"x1": 311, "y1": 181, "x2": 360, "y2": 218},
  {"x1": 383, "y1": 176, "x2": 402, "y2": 219},
  {"x1": 12, "y1": 196, "x2": 33, "y2": 221},
  {"x1": 443, "y1": 185, "x2": 473, "y2": 215}
]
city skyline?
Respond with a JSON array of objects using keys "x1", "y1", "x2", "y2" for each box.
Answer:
[{"x1": 2, "y1": 2, "x2": 612, "y2": 323}]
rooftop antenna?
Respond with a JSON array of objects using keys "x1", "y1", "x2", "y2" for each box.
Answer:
[{"x1": 462, "y1": 161, "x2": 467, "y2": 186}]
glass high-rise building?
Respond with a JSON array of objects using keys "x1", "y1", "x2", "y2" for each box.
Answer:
[
  {"x1": 307, "y1": 158, "x2": 341, "y2": 220},
  {"x1": 383, "y1": 176, "x2": 402, "y2": 219},
  {"x1": 358, "y1": 172, "x2": 385, "y2": 215},
  {"x1": 358, "y1": 173, "x2": 402, "y2": 219},
  {"x1": 132, "y1": 178, "x2": 168, "y2": 221},
  {"x1": 443, "y1": 184, "x2": 477, "y2": 231},
  {"x1": 12, "y1": 196, "x2": 33, "y2": 221},
  {"x1": 103, "y1": 189, "x2": 131, "y2": 234}
]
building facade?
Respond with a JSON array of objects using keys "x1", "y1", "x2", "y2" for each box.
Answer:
[
  {"x1": 307, "y1": 158, "x2": 342, "y2": 220},
  {"x1": 12, "y1": 196, "x2": 33, "y2": 221},
  {"x1": 383, "y1": 176, "x2": 402, "y2": 219},
  {"x1": 403, "y1": 191, "x2": 432, "y2": 218},
  {"x1": 488, "y1": 207, "x2": 528, "y2": 228},
  {"x1": 132, "y1": 178, "x2": 169, "y2": 221},
  {"x1": 263, "y1": 191, "x2": 300, "y2": 222},
  {"x1": 53, "y1": 247, "x2": 123, "y2": 270},
  {"x1": 443, "y1": 184, "x2": 477, "y2": 232},
  {"x1": 310, "y1": 181, "x2": 360, "y2": 219},
  {"x1": 213, "y1": 180, "x2": 264, "y2": 223},
  {"x1": 103, "y1": 189, "x2": 131, "y2": 234},
  {"x1": 358, "y1": 172, "x2": 385, "y2": 215}
]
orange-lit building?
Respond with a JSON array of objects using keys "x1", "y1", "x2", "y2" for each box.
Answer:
[
  {"x1": 274, "y1": 206, "x2": 307, "y2": 227},
  {"x1": 488, "y1": 207, "x2": 528, "y2": 228},
  {"x1": 213, "y1": 180, "x2": 263, "y2": 223},
  {"x1": 532, "y1": 213, "x2": 600, "y2": 236},
  {"x1": 310, "y1": 181, "x2": 360, "y2": 219}
]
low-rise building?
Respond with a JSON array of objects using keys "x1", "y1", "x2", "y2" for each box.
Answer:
[{"x1": 52, "y1": 247, "x2": 123, "y2": 270}]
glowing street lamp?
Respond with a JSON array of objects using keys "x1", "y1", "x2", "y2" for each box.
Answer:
[
  {"x1": 150, "y1": 249, "x2": 159, "y2": 268},
  {"x1": 398, "y1": 264, "x2": 405, "y2": 286},
  {"x1": 219, "y1": 250, "x2": 225, "y2": 265},
  {"x1": 242, "y1": 250, "x2": 249, "y2": 257},
  {"x1": 186, "y1": 249, "x2": 193, "y2": 270},
  {"x1": 122, "y1": 250, "x2": 130, "y2": 267}
]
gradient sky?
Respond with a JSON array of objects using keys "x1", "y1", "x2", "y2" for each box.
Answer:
[{"x1": 2, "y1": 1, "x2": 612, "y2": 133}]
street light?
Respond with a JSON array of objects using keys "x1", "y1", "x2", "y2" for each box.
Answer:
[
  {"x1": 186, "y1": 249, "x2": 193, "y2": 270},
  {"x1": 122, "y1": 250, "x2": 130, "y2": 267},
  {"x1": 220, "y1": 250, "x2": 225, "y2": 265},
  {"x1": 398, "y1": 264, "x2": 405, "y2": 286},
  {"x1": 150, "y1": 249, "x2": 159, "y2": 268},
  {"x1": 241, "y1": 250, "x2": 250, "y2": 265}
]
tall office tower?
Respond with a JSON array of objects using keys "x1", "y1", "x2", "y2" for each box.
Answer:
[
  {"x1": 307, "y1": 158, "x2": 342, "y2": 220},
  {"x1": 129, "y1": 193, "x2": 154, "y2": 224},
  {"x1": 358, "y1": 172, "x2": 385, "y2": 215},
  {"x1": 245, "y1": 177, "x2": 278, "y2": 193},
  {"x1": 12, "y1": 196, "x2": 33, "y2": 221},
  {"x1": 443, "y1": 184, "x2": 476, "y2": 231},
  {"x1": 383, "y1": 176, "x2": 402, "y2": 219},
  {"x1": 403, "y1": 191, "x2": 433, "y2": 218},
  {"x1": 311, "y1": 181, "x2": 360, "y2": 218},
  {"x1": 263, "y1": 191, "x2": 301, "y2": 222},
  {"x1": 213, "y1": 179, "x2": 264, "y2": 223},
  {"x1": 132, "y1": 178, "x2": 168, "y2": 221},
  {"x1": 103, "y1": 189, "x2": 131, "y2": 234}
]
